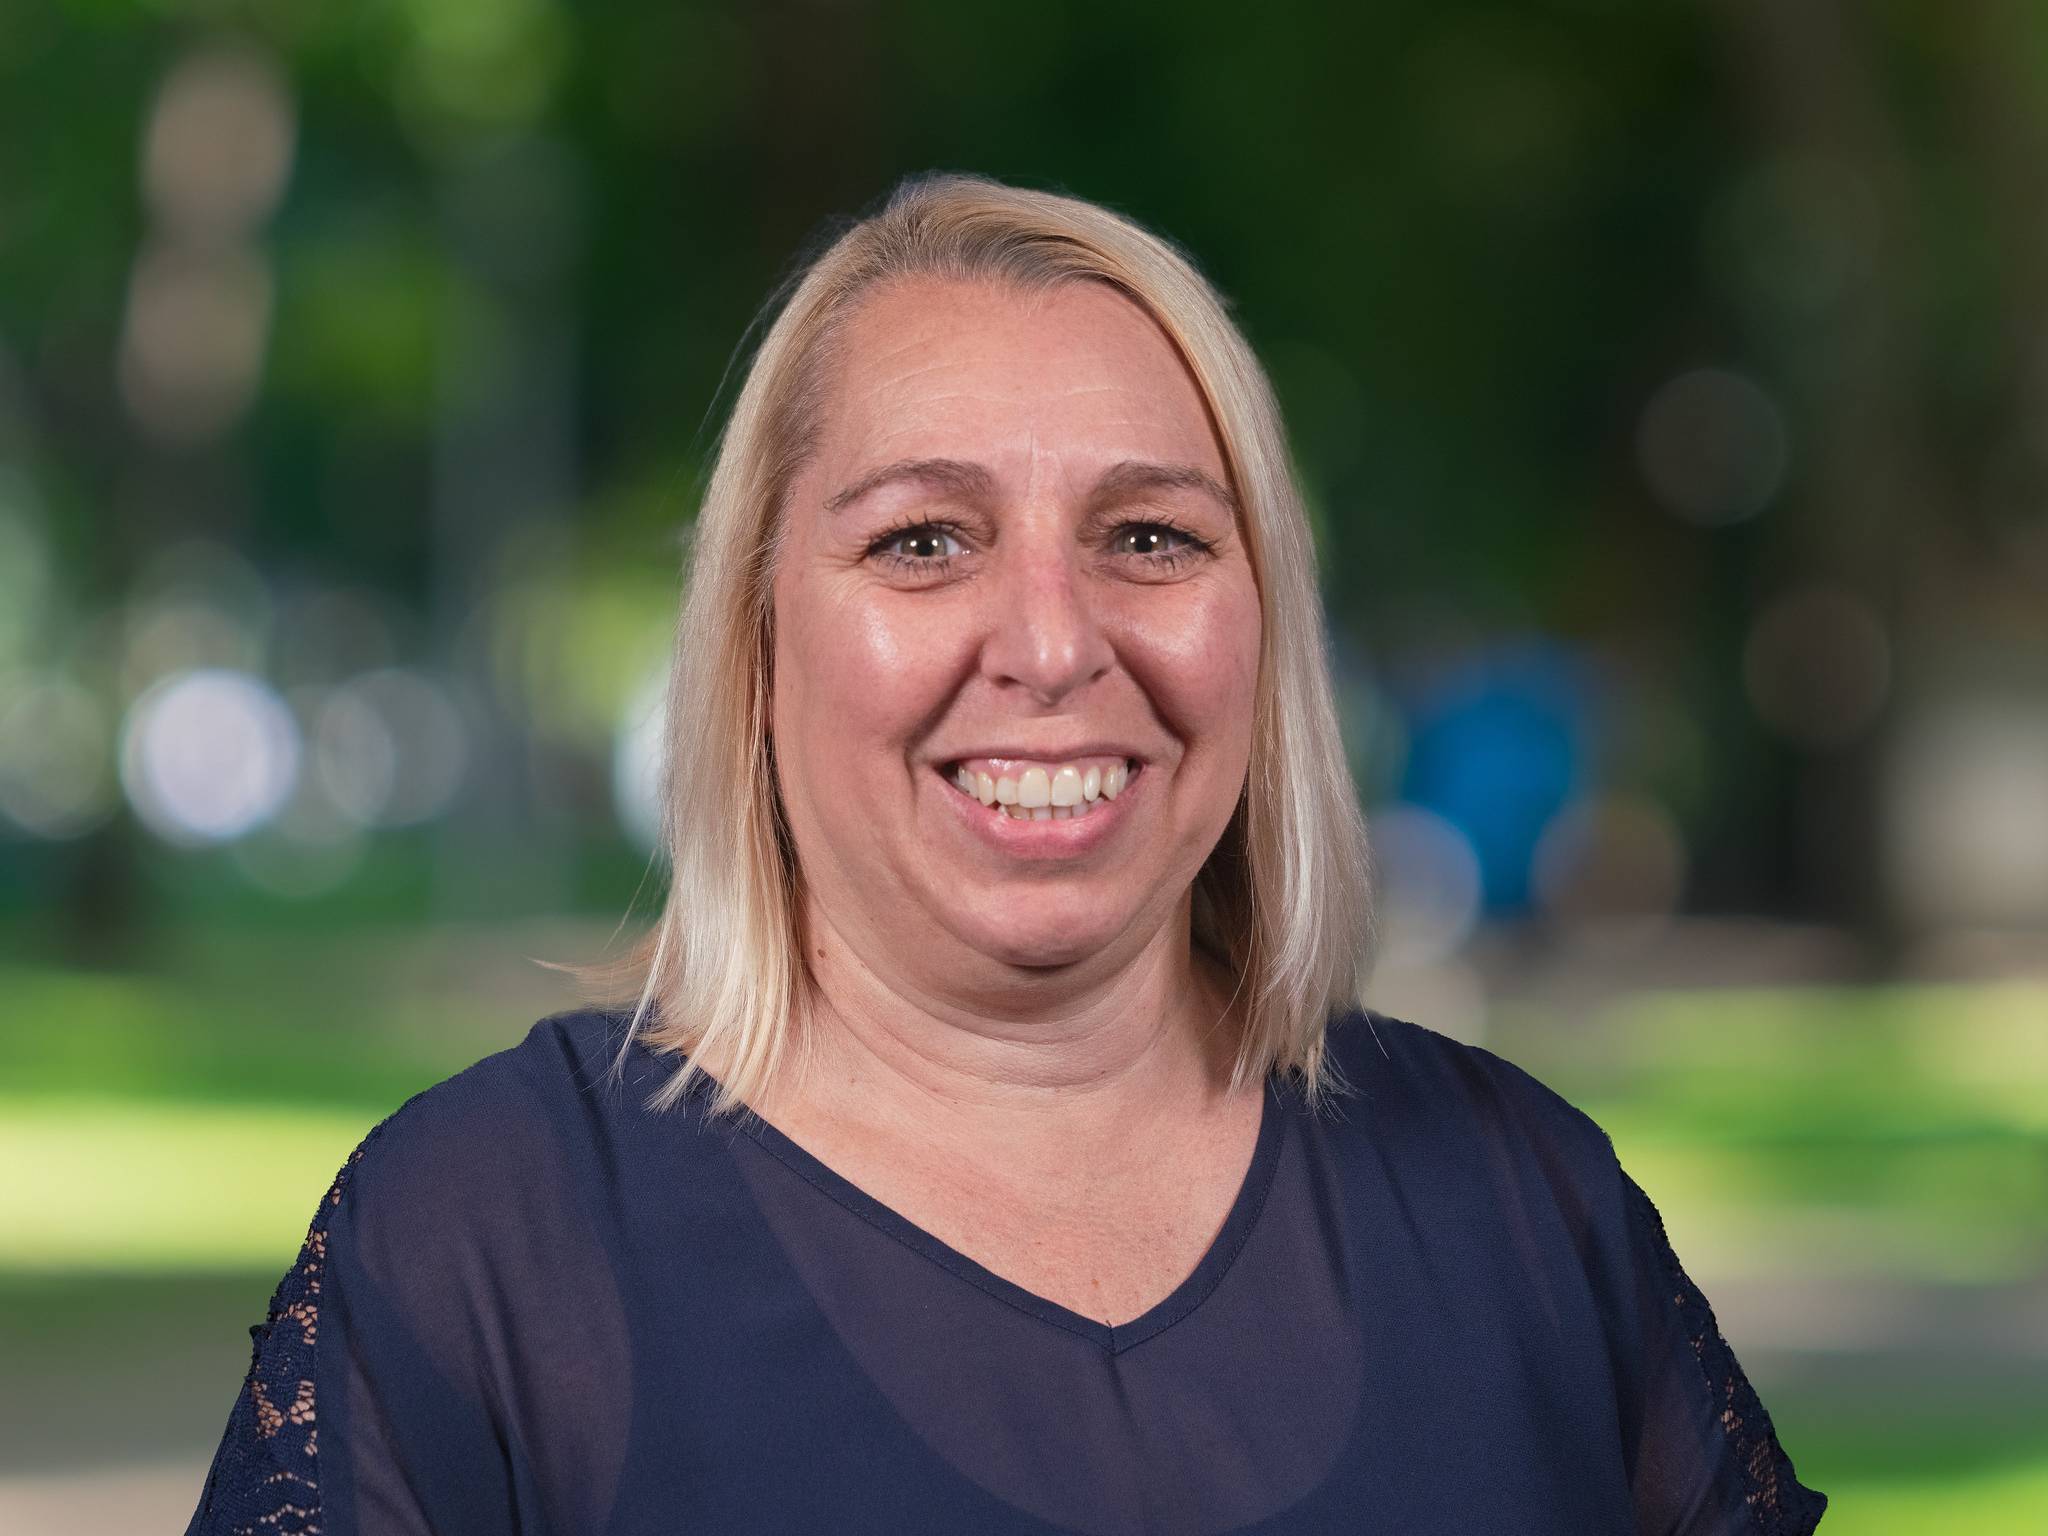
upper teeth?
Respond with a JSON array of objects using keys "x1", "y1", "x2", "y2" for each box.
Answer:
[{"x1": 947, "y1": 757, "x2": 1133, "y2": 820}]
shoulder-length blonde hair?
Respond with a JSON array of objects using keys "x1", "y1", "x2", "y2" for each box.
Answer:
[{"x1": 608, "y1": 171, "x2": 1374, "y2": 1116}]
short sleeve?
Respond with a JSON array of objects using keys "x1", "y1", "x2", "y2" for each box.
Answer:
[
  {"x1": 1615, "y1": 1163, "x2": 1829, "y2": 1535},
  {"x1": 184, "y1": 1129, "x2": 381, "y2": 1535},
  {"x1": 185, "y1": 1044, "x2": 633, "y2": 1536},
  {"x1": 1449, "y1": 1028, "x2": 1828, "y2": 1536}
]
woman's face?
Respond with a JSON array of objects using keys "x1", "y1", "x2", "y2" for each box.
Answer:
[{"x1": 771, "y1": 276, "x2": 1261, "y2": 986}]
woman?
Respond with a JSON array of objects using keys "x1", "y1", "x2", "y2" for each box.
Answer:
[{"x1": 187, "y1": 173, "x2": 1827, "y2": 1534}]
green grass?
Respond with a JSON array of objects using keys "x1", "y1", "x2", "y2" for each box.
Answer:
[
  {"x1": 1487, "y1": 980, "x2": 2048, "y2": 1529},
  {"x1": 0, "y1": 951, "x2": 514, "y2": 1110},
  {"x1": 1771, "y1": 1407, "x2": 2048, "y2": 1534},
  {"x1": 1828, "y1": 1467, "x2": 2048, "y2": 1536},
  {"x1": 1493, "y1": 981, "x2": 2048, "y2": 1284},
  {"x1": 0, "y1": 1097, "x2": 377, "y2": 1270}
]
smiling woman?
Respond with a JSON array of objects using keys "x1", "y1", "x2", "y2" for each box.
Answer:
[
  {"x1": 185, "y1": 173, "x2": 1827, "y2": 1534},
  {"x1": 625, "y1": 194, "x2": 1366, "y2": 1132}
]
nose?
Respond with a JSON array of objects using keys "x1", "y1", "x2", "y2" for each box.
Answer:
[{"x1": 979, "y1": 536, "x2": 1114, "y2": 706}]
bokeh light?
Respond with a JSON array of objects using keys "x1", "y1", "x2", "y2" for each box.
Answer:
[
  {"x1": 119, "y1": 669, "x2": 300, "y2": 845},
  {"x1": 1363, "y1": 801, "x2": 1485, "y2": 968},
  {"x1": 141, "y1": 44, "x2": 295, "y2": 241},
  {"x1": 117, "y1": 242, "x2": 275, "y2": 446},
  {"x1": 232, "y1": 777, "x2": 366, "y2": 899},
  {"x1": 119, "y1": 41, "x2": 293, "y2": 450},
  {"x1": 120, "y1": 601, "x2": 262, "y2": 699},
  {"x1": 115, "y1": 545, "x2": 272, "y2": 704},
  {"x1": 612, "y1": 664, "x2": 668, "y2": 852},
  {"x1": 1743, "y1": 585, "x2": 1891, "y2": 749},
  {"x1": 1886, "y1": 700, "x2": 2048, "y2": 930},
  {"x1": 272, "y1": 588, "x2": 404, "y2": 689},
  {"x1": 1703, "y1": 155, "x2": 1873, "y2": 327},
  {"x1": 0, "y1": 673, "x2": 116, "y2": 840},
  {"x1": 1397, "y1": 641, "x2": 1586, "y2": 911},
  {"x1": 1636, "y1": 367, "x2": 1789, "y2": 525},
  {"x1": 1530, "y1": 791, "x2": 1688, "y2": 942},
  {"x1": 312, "y1": 668, "x2": 470, "y2": 829}
]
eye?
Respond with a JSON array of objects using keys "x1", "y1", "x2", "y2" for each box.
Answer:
[
  {"x1": 1110, "y1": 520, "x2": 1212, "y2": 569},
  {"x1": 1114, "y1": 524, "x2": 1192, "y2": 557},
  {"x1": 879, "y1": 525, "x2": 964, "y2": 561},
  {"x1": 866, "y1": 520, "x2": 968, "y2": 575}
]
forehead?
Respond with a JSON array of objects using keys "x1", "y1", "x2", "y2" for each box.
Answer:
[{"x1": 816, "y1": 276, "x2": 1228, "y2": 474}]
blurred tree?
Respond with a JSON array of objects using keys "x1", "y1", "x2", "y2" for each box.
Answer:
[{"x1": 0, "y1": 0, "x2": 2040, "y2": 952}]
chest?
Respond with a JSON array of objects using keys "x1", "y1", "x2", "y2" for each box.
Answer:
[
  {"x1": 758, "y1": 1092, "x2": 1269, "y2": 1329},
  {"x1": 578, "y1": 1110, "x2": 1639, "y2": 1536},
  {"x1": 863, "y1": 1148, "x2": 1258, "y2": 1327}
]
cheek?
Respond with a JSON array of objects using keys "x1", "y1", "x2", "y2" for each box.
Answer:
[
  {"x1": 777, "y1": 578, "x2": 957, "y2": 759},
  {"x1": 1121, "y1": 577, "x2": 1262, "y2": 753}
]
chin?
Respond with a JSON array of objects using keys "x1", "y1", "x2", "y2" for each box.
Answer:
[{"x1": 965, "y1": 919, "x2": 1118, "y2": 972}]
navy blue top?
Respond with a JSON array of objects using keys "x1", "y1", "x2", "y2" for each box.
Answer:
[{"x1": 185, "y1": 1006, "x2": 1826, "y2": 1534}]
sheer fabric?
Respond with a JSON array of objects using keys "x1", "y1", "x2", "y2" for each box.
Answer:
[{"x1": 186, "y1": 1006, "x2": 1827, "y2": 1534}]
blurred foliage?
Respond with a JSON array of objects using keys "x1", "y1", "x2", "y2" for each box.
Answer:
[{"x1": 2, "y1": 0, "x2": 2046, "y2": 940}]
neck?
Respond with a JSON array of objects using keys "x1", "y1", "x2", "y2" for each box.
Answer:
[{"x1": 765, "y1": 888, "x2": 1246, "y2": 1151}]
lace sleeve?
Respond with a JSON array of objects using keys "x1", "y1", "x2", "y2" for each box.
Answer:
[
  {"x1": 184, "y1": 1128, "x2": 385, "y2": 1536},
  {"x1": 1620, "y1": 1169, "x2": 1828, "y2": 1535}
]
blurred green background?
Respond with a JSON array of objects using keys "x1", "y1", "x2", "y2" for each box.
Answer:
[{"x1": 2, "y1": 1, "x2": 2045, "y2": 1529}]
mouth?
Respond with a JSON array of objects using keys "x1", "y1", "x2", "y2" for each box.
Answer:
[{"x1": 937, "y1": 755, "x2": 1144, "y2": 821}]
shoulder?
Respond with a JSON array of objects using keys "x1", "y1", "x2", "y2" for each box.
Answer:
[
  {"x1": 289, "y1": 1009, "x2": 662, "y2": 1398},
  {"x1": 1320, "y1": 1005, "x2": 1623, "y2": 1191},
  {"x1": 346, "y1": 1006, "x2": 642, "y2": 1168},
  {"x1": 1323, "y1": 1004, "x2": 1608, "y2": 1134},
  {"x1": 317, "y1": 1007, "x2": 662, "y2": 1263},
  {"x1": 339, "y1": 1003, "x2": 647, "y2": 1187}
]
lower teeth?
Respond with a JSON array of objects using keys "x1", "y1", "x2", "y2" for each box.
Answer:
[{"x1": 1002, "y1": 803, "x2": 1078, "y2": 821}]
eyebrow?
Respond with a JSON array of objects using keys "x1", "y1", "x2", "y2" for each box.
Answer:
[
  {"x1": 824, "y1": 457, "x2": 1239, "y2": 518},
  {"x1": 824, "y1": 457, "x2": 996, "y2": 514},
  {"x1": 1089, "y1": 459, "x2": 1240, "y2": 517}
]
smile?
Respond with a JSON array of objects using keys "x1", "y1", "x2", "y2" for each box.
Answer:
[{"x1": 941, "y1": 756, "x2": 1141, "y2": 820}]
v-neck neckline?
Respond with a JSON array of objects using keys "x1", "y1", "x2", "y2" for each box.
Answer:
[{"x1": 731, "y1": 1073, "x2": 1289, "y2": 1356}]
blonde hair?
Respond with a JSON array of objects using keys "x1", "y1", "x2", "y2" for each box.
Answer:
[{"x1": 608, "y1": 171, "x2": 1374, "y2": 1116}]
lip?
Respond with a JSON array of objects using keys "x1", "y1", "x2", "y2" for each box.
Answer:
[
  {"x1": 935, "y1": 744, "x2": 1145, "y2": 768},
  {"x1": 931, "y1": 759, "x2": 1143, "y2": 858}
]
